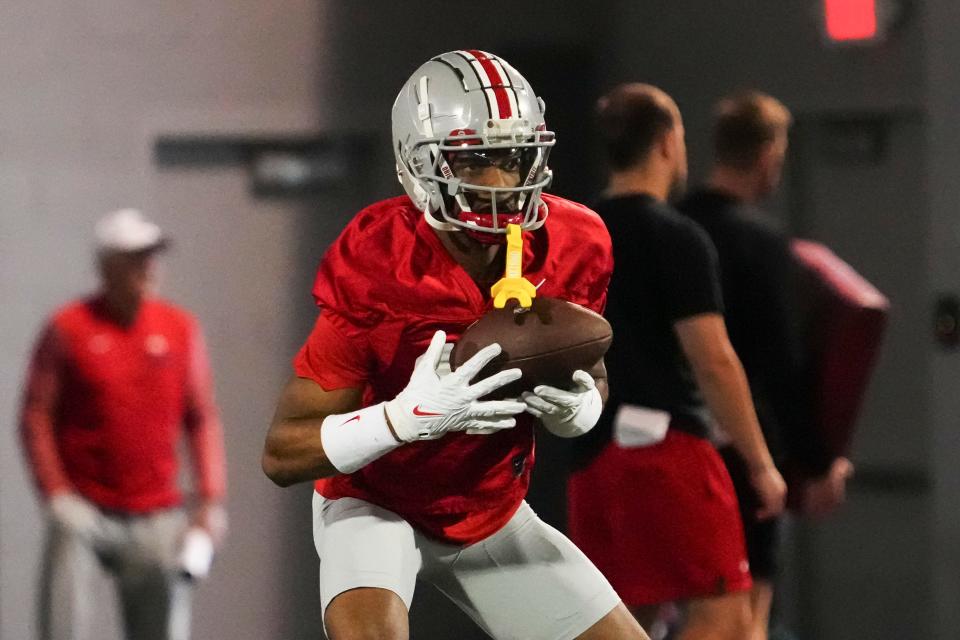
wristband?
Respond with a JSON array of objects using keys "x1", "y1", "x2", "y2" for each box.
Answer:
[{"x1": 320, "y1": 403, "x2": 401, "y2": 474}]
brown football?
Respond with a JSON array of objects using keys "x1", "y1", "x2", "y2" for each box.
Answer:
[{"x1": 450, "y1": 296, "x2": 613, "y2": 399}]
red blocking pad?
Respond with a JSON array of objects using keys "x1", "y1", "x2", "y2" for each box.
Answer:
[{"x1": 792, "y1": 239, "x2": 889, "y2": 461}]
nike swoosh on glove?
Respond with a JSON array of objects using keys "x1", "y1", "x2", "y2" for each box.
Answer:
[
  {"x1": 521, "y1": 369, "x2": 602, "y2": 438},
  {"x1": 386, "y1": 330, "x2": 527, "y2": 442}
]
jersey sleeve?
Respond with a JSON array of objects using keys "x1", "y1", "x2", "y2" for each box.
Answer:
[
  {"x1": 551, "y1": 199, "x2": 614, "y2": 315},
  {"x1": 293, "y1": 311, "x2": 373, "y2": 391},
  {"x1": 19, "y1": 321, "x2": 73, "y2": 498},
  {"x1": 586, "y1": 229, "x2": 613, "y2": 315},
  {"x1": 659, "y1": 220, "x2": 724, "y2": 321}
]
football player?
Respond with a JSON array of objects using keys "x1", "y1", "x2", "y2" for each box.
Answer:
[{"x1": 262, "y1": 51, "x2": 649, "y2": 640}]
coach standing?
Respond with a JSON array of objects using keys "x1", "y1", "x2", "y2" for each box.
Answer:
[{"x1": 19, "y1": 208, "x2": 228, "y2": 640}]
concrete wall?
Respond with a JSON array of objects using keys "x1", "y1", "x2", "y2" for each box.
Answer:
[{"x1": 0, "y1": 2, "x2": 332, "y2": 638}]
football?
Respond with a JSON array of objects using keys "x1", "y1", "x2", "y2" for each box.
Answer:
[{"x1": 450, "y1": 297, "x2": 613, "y2": 399}]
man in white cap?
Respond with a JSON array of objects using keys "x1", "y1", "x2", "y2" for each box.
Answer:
[{"x1": 19, "y1": 208, "x2": 228, "y2": 640}]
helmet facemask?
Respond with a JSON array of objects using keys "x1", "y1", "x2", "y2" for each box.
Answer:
[{"x1": 409, "y1": 125, "x2": 554, "y2": 243}]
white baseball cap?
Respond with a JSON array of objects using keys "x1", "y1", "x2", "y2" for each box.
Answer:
[{"x1": 94, "y1": 208, "x2": 168, "y2": 253}]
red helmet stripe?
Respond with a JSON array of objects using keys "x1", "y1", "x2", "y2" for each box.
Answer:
[{"x1": 466, "y1": 49, "x2": 514, "y2": 119}]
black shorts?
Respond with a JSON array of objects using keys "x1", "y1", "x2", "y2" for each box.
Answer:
[{"x1": 719, "y1": 446, "x2": 782, "y2": 581}]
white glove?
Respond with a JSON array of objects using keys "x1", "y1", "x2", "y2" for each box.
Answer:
[
  {"x1": 385, "y1": 330, "x2": 526, "y2": 442},
  {"x1": 439, "y1": 342, "x2": 499, "y2": 436},
  {"x1": 521, "y1": 370, "x2": 603, "y2": 438},
  {"x1": 48, "y1": 492, "x2": 102, "y2": 541},
  {"x1": 434, "y1": 342, "x2": 454, "y2": 377}
]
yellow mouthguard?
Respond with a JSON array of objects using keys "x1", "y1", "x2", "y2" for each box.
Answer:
[{"x1": 491, "y1": 224, "x2": 537, "y2": 309}]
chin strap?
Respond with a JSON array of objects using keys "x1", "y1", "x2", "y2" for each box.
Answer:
[{"x1": 490, "y1": 224, "x2": 537, "y2": 309}]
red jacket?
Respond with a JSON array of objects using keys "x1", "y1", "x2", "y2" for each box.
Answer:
[{"x1": 20, "y1": 296, "x2": 226, "y2": 513}]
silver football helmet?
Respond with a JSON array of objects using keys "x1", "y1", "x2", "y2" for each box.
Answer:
[{"x1": 392, "y1": 50, "x2": 555, "y2": 241}]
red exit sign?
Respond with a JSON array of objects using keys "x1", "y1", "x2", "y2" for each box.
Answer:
[{"x1": 823, "y1": 0, "x2": 879, "y2": 42}]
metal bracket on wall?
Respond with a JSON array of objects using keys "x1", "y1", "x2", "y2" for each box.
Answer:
[
  {"x1": 791, "y1": 107, "x2": 922, "y2": 166},
  {"x1": 816, "y1": 115, "x2": 890, "y2": 164},
  {"x1": 153, "y1": 133, "x2": 376, "y2": 198}
]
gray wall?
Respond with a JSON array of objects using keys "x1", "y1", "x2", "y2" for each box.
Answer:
[
  {"x1": 0, "y1": 2, "x2": 333, "y2": 638},
  {"x1": 924, "y1": 1, "x2": 960, "y2": 637}
]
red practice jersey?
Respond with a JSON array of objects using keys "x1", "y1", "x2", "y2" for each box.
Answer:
[
  {"x1": 20, "y1": 297, "x2": 226, "y2": 512},
  {"x1": 295, "y1": 194, "x2": 612, "y2": 545}
]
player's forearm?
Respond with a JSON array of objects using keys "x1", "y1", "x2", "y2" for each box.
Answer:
[
  {"x1": 261, "y1": 417, "x2": 342, "y2": 486},
  {"x1": 692, "y1": 352, "x2": 776, "y2": 472},
  {"x1": 264, "y1": 379, "x2": 378, "y2": 485}
]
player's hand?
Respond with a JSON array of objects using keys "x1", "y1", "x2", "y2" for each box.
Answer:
[
  {"x1": 750, "y1": 464, "x2": 787, "y2": 520},
  {"x1": 802, "y1": 457, "x2": 854, "y2": 519},
  {"x1": 520, "y1": 370, "x2": 602, "y2": 438},
  {"x1": 386, "y1": 330, "x2": 526, "y2": 442},
  {"x1": 47, "y1": 492, "x2": 103, "y2": 542}
]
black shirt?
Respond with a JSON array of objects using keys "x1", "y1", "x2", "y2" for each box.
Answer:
[
  {"x1": 678, "y1": 187, "x2": 830, "y2": 473},
  {"x1": 577, "y1": 193, "x2": 723, "y2": 463}
]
